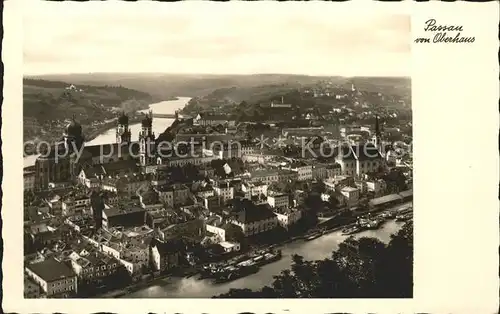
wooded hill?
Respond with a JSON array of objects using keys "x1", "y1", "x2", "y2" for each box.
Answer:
[{"x1": 23, "y1": 78, "x2": 154, "y2": 122}]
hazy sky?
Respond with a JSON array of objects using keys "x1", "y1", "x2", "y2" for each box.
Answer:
[{"x1": 24, "y1": 2, "x2": 410, "y2": 76}]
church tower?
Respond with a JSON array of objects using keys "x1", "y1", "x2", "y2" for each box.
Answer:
[
  {"x1": 116, "y1": 112, "x2": 131, "y2": 144},
  {"x1": 63, "y1": 116, "x2": 86, "y2": 180},
  {"x1": 64, "y1": 115, "x2": 85, "y2": 152},
  {"x1": 139, "y1": 110, "x2": 155, "y2": 166},
  {"x1": 372, "y1": 114, "x2": 382, "y2": 148}
]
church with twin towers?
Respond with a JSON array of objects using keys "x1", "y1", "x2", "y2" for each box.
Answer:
[{"x1": 33, "y1": 111, "x2": 158, "y2": 190}]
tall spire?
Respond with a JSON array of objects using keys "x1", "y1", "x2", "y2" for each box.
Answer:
[
  {"x1": 375, "y1": 114, "x2": 381, "y2": 137},
  {"x1": 373, "y1": 114, "x2": 382, "y2": 149}
]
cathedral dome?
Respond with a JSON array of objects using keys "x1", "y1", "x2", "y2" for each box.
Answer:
[
  {"x1": 66, "y1": 118, "x2": 83, "y2": 138},
  {"x1": 118, "y1": 112, "x2": 129, "y2": 125},
  {"x1": 139, "y1": 185, "x2": 159, "y2": 205}
]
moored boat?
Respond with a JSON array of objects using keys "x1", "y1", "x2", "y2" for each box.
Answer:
[
  {"x1": 305, "y1": 231, "x2": 323, "y2": 241},
  {"x1": 252, "y1": 255, "x2": 265, "y2": 265},
  {"x1": 396, "y1": 213, "x2": 412, "y2": 221},
  {"x1": 213, "y1": 264, "x2": 260, "y2": 284},
  {"x1": 378, "y1": 211, "x2": 395, "y2": 219},
  {"x1": 249, "y1": 249, "x2": 282, "y2": 266},
  {"x1": 342, "y1": 225, "x2": 362, "y2": 235},
  {"x1": 365, "y1": 219, "x2": 383, "y2": 230},
  {"x1": 263, "y1": 250, "x2": 282, "y2": 263}
]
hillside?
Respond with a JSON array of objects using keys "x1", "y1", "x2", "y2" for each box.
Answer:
[
  {"x1": 349, "y1": 77, "x2": 411, "y2": 97},
  {"x1": 23, "y1": 78, "x2": 155, "y2": 149},
  {"x1": 201, "y1": 83, "x2": 303, "y2": 105},
  {"x1": 25, "y1": 73, "x2": 336, "y2": 99},
  {"x1": 26, "y1": 73, "x2": 410, "y2": 99},
  {"x1": 23, "y1": 78, "x2": 155, "y2": 122}
]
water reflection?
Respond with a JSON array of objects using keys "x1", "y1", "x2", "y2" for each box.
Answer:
[{"x1": 87, "y1": 97, "x2": 191, "y2": 146}]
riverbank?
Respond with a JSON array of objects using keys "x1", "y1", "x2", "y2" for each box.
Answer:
[
  {"x1": 127, "y1": 222, "x2": 406, "y2": 298},
  {"x1": 96, "y1": 202, "x2": 411, "y2": 298}
]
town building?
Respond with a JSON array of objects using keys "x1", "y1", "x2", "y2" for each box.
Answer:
[
  {"x1": 78, "y1": 160, "x2": 139, "y2": 187},
  {"x1": 150, "y1": 238, "x2": 180, "y2": 273},
  {"x1": 196, "y1": 185, "x2": 215, "y2": 198},
  {"x1": 241, "y1": 181, "x2": 268, "y2": 199},
  {"x1": 365, "y1": 179, "x2": 386, "y2": 196},
  {"x1": 274, "y1": 208, "x2": 302, "y2": 229},
  {"x1": 368, "y1": 193, "x2": 403, "y2": 210},
  {"x1": 202, "y1": 195, "x2": 221, "y2": 211},
  {"x1": 205, "y1": 217, "x2": 243, "y2": 243},
  {"x1": 230, "y1": 202, "x2": 278, "y2": 237},
  {"x1": 277, "y1": 169, "x2": 299, "y2": 182},
  {"x1": 64, "y1": 215, "x2": 95, "y2": 233},
  {"x1": 101, "y1": 174, "x2": 149, "y2": 197},
  {"x1": 25, "y1": 258, "x2": 78, "y2": 298},
  {"x1": 340, "y1": 186, "x2": 360, "y2": 208},
  {"x1": 24, "y1": 170, "x2": 36, "y2": 192},
  {"x1": 24, "y1": 274, "x2": 41, "y2": 298},
  {"x1": 312, "y1": 164, "x2": 327, "y2": 180},
  {"x1": 169, "y1": 183, "x2": 190, "y2": 206},
  {"x1": 102, "y1": 205, "x2": 146, "y2": 229},
  {"x1": 67, "y1": 250, "x2": 122, "y2": 287},
  {"x1": 323, "y1": 178, "x2": 336, "y2": 192},
  {"x1": 326, "y1": 163, "x2": 342, "y2": 178},
  {"x1": 137, "y1": 185, "x2": 163, "y2": 210},
  {"x1": 267, "y1": 191, "x2": 290, "y2": 209},
  {"x1": 156, "y1": 218, "x2": 205, "y2": 242},
  {"x1": 283, "y1": 162, "x2": 313, "y2": 181},
  {"x1": 335, "y1": 144, "x2": 382, "y2": 177},
  {"x1": 250, "y1": 169, "x2": 279, "y2": 185},
  {"x1": 214, "y1": 181, "x2": 235, "y2": 203},
  {"x1": 194, "y1": 113, "x2": 237, "y2": 127},
  {"x1": 61, "y1": 193, "x2": 91, "y2": 216},
  {"x1": 242, "y1": 153, "x2": 276, "y2": 164}
]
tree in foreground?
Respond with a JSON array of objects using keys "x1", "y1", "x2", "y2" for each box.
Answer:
[{"x1": 214, "y1": 222, "x2": 413, "y2": 298}]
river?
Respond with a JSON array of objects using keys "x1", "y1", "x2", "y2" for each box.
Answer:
[
  {"x1": 23, "y1": 97, "x2": 192, "y2": 168},
  {"x1": 124, "y1": 220, "x2": 405, "y2": 298}
]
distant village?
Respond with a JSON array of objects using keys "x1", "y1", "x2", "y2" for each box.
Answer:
[{"x1": 23, "y1": 81, "x2": 413, "y2": 298}]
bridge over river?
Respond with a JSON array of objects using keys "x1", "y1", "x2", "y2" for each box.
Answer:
[{"x1": 150, "y1": 113, "x2": 177, "y2": 119}]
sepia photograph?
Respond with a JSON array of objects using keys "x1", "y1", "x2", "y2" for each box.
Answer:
[{"x1": 21, "y1": 4, "x2": 414, "y2": 300}]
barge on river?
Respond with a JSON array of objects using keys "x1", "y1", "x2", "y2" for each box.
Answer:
[
  {"x1": 200, "y1": 249, "x2": 282, "y2": 279},
  {"x1": 342, "y1": 225, "x2": 363, "y2": 235},
  {"x1": 396, "y1": 212, "x2": 413, "y2": 222},
  {"x1": 213, "y1": 264, "x2": 260, "y2": 284},
  {"x1": 304, "y1": 228, "x2": 327, "y2": 241}
]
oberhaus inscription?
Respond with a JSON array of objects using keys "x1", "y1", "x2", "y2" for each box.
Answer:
[{"x1": 415, "y1": 19, "x2": 475, "y2": 44}]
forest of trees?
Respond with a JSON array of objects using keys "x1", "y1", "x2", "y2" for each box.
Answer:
[{"x1": 215, "y1": 221, "x2": 413, "y2": 298}]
